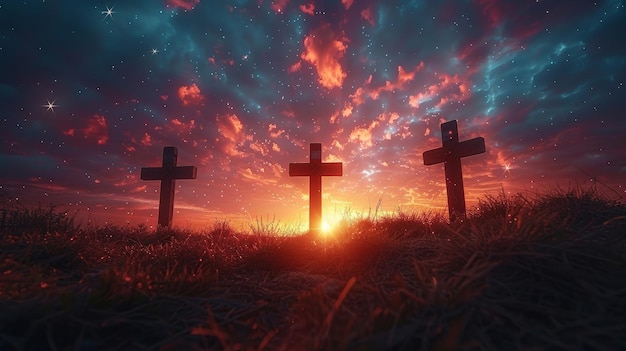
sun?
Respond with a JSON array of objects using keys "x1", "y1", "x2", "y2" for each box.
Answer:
[{"x1": 321, "y1": 220, "x2": 333, "y2": 235}]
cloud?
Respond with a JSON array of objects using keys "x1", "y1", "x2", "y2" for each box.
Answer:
[
  {"x1": 165, "y1": 0, "x2": 199, "y2": 11},
  {"x1": 349, "y1": 121, "x2": 379, "y2": 149},
  {"x1": 64, "y1": 114, "x2": 108, "y2": 145},
  {"x1": 341, "y1": 0, "x2": 354, "y2": 10},
  {"x1": 288, "y1": 61, "x2": 301, "y2": 73},
  {"x1": 177, "y1": 83, "x2": 204, "y2": 106},
  {"x1": 342, "y1": 103, "x2": 353, "y2": 118},
  {"x1": 350, "y1": 63, "x2": 424, "y2": 105},
  {"x1": 240, "y1": 161, "x2": 284, "y2": 185},
  {"x1": 84, "y1": 114, "x2": 108, "y2": 145},
  {"x1": 387, "y1": 112, "x2": 400, "y2": 124},
  {"x1": 299, "y1": 23, "x2": 347, "y2": 89},
  {"x1": 140, "y1": 132, "x2": 152, "y2": 146},
  {"x1": 300, "y1": 3, "x2": 315, "y2": 15},
  {"x1": 268, "y1": 123, "x2": 285, "y2": 138},
  {"x1": 408, "y1": 73, "x2": 470, "y2": 110},
  {"x1": 361, "y1": 7, "x2": 374, "y2": 26},
  {"x1": 126, "y1": 132, "x2": 152, "y2": 150},
  {"x1": 249, "y1": 140, "x2": 269, "y2": 156},
  {"x1": 169, "y1": 118, "x2": 197, "y2": 134},
  {"x1": 216, "y1": 113, "x2": 248, "y2": 156},
  {"x1": 271, "y1": 0, "x2": 290, "y2": 14}
]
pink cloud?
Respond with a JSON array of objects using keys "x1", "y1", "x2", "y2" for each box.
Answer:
[
  {"x1": 288, "y1": 61, "x2": 302, "y2": 73},
  {"x1": 140, "y1": 132, "x2": 152, "y2": 146},
  {"x1": 349, "y1": 121, "x2": 379, "y2": 149},
  {"x1": 350, "y1": 63, "x2": 424, "y2": 105},
  {"x1": 165, "y1": 0, "x2": 199, "y2": 10},
  {"x1": 177, "y1": 83, "x2": 204, "y2": 106},
  {"x1": 350, "y1": 87, "x2": 366, "y2": 105},
  {"x1": 249, "y1": 140, "x2": 270, "y2": 156},
  {"x1": 342, "y1": 103, "x2": 353, "y2": 118},
  {"x1": 83, "y1": 114, "x2": 108, "y2": 145},
  {"x1": 388, "y1": 112, "x2": 400, "y2": 124},
  {"x1": 409, "y1": 73, "x2": 471, "y2": 110},
  {"x1": 300, "y1": 3, "x2": 315, "y2": 15},
  {"x1": 170, "y1": 119, "x2": 197, "y2": 134},
  {"x1": 361, "y1": 7, "x2": 374, "y2": 26},
  {"x1": 271, "y1": 0, "x2": 289, "y2": 13},
  {"x1": 268, "y1": 123, "x2": 286, "y2": 138},
  {"x1": 300, "y1": 23, "x2": 347, "y2": 89},
  {"x1": 216, "y1": 114, "x2": 248, "y2": 156}
]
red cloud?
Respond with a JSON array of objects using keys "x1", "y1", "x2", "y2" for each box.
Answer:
[
  {"x1": 271, "y1": 0, "x2": 289, "y2": 13},
  {"x1": 140, "y1": 132, "x2": 152, "y2": 146},
  {"x1": 216, "y1": 114, "x2": 247, "y2": 156},
  {"x1": 268, "y1": 123, "x2": 285, "y2": 138},
  {"x1": 361, "y1": 7, "x2": 374, "y2": 26},
  {"x1": 341, "y1": 0, "x2": 353, "y2": 10},
  {"x1": 177, "y1": 83, "x2": 204, "y2": 106},
  {"x1": 83, "y1": 114, "x2": 108, "y2": 145},
  {"x1": 349, "y1": 120, "x2": 379, "y2": 149},
  {"x1": 170, "y1": 119, "x2": 196, "y2": 134},
  {"x1": 300, "y1": 23, "x2": 347, "y2": 89},
  {"x1": 409, "y1": 73, "x2": 471, "y2": 109},
  {"x1": 350, "y1": 63, "x2": 424, "y2": 105},
  {"x1": 165, "y1": 0, "x2": 199, "y2": 10},
  {"x1": 288, "y1": 61, "x2": 301, "y2": 73},
  {"x1": 300, "y1": 3, "x2": 315, "y2": 15}
]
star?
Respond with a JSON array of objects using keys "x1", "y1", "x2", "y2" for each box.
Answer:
[
  {"x1": 102, "y1": 6, "x2": 115, "y2": 19},
  {"x1": 151, "y1": 48, "x2": 159, "y2": 55},
  {"x1": 42, "y1": 99, "x2": 58, "y2": 112}
]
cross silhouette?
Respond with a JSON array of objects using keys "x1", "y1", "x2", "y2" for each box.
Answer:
[
  {"x1": 141, "y1": 146, "x2": 197, "y2": 228},
  {"x1": 423, "y1": 120, "x2": 485, "y2": 221},
  {"x1": 289, "y1": 143, "x2": 342, "y2": 235}
]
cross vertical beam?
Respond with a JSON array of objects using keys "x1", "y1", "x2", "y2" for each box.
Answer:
[
  {"x1": 423, "y1": 120, "x2": 486, "y2": 221},
  {"x1": 289, "y1": 143, "x2": 342, "y2": 235},
  {"x1": 140, "y1": 146, "x2": 197, "y2": 228}
]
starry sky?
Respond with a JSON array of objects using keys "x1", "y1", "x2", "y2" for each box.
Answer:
[{"x1": 1, "y1": 0, "x2": 625, "y2": 230}]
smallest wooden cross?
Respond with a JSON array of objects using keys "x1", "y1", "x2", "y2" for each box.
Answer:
[
  {"x1": 423, "y1": 120, "x2": 485, "y2": 221},
  {"x1": 141, "y1": 146, "x2": 197, "y2": 228},
  {"x1": 289, "y1": 143, "x2": 342, "y2": 235}
]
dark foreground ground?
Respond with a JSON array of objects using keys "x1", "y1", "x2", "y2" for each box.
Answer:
[{"x1": 1, "y1": 188, "x2": 626, "y2": 350}]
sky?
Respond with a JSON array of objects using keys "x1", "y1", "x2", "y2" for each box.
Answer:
[{"x1": 1, "y1": 0, "x2": 625, "y2": 231}]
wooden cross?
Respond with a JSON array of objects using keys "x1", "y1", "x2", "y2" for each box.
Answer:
[
  {"x1": 289, "y1": 143, "x2": 342, "y2": 235},
  {"x1": 140, "y1": 146, "x2": 197, "y2": 228},
  {"x1": 423, "y1": 120, "x2": 485, "y2": 221}
]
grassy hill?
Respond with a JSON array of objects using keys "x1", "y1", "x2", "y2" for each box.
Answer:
[{"x1": 1, "y1": 188, "x2": 625, "y2": 350}]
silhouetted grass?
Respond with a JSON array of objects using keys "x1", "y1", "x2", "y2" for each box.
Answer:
[{"x1": 1, "y1": 187, "x2": 625, "y2": 350}]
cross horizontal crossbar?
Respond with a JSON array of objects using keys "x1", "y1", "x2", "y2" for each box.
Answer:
[
  {"x1": 289, "y1": 163, "x2": 342, "y2": 177},
  {"x1": 423, "y1": 137, "x2": 485, "y2": 165},
  {"x1": 141, "y1": 166, "x2": 197, "y2": 180}
]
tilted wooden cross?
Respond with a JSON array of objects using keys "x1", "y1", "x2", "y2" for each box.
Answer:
[
  {"x1": 141, "y1": 146, "x2": 197, "y2": 228},
  {"x1": 289, "y1": 143, "x2": 342, "y2": 235},
  {"x1": 423, "y1": 120, "x2": 485, "y2": 221}
]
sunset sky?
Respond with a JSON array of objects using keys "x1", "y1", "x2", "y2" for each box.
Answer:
[{"x1": 1, "y1": 0, "x2": 625, "y2": 231}]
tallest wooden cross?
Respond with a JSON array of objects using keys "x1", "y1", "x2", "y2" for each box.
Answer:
[
  {"x1": 423, "y1": 120, "x2": 485, "y2": 221},
  {"x1": 141, "y1": 146, "x2": 197, "y2": 228},
  {"x1": 289, "y1": 143, "x2": 342, "y2": 235}
]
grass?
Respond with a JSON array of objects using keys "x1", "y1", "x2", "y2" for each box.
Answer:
[{"x1": 1, "y1": 187, "x2": 625, "y2": 350}]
